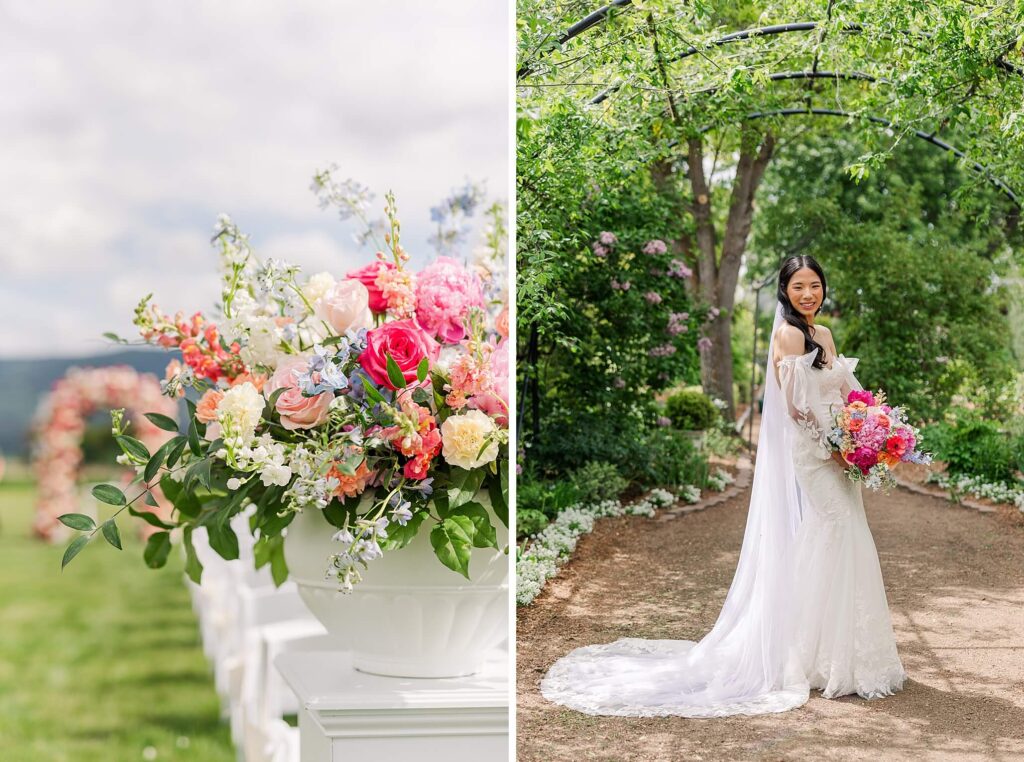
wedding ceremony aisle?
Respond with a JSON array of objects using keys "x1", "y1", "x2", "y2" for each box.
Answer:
[
  {"x1": 0, "y1": 479, "x2": 234, "y2": 762},
  {"x1": 517, "y1": 466, "x2": 1024, "y2": 761}
]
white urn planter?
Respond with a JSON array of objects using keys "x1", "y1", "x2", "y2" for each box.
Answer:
[{"x1": 283, "y1": 492, "x2": 508, "y2": 678}]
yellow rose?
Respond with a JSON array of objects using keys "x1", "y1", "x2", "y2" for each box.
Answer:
[{"x1": 440, "y1": 409, "x2": 499, "y2": 470}]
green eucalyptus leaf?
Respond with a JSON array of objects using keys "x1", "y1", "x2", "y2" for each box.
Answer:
[
  {"x1": 101, "y1": 520, "x2": 122, "y2": 550},
  {"x1": 58, "y1": 513, "x2": 96, "y2": 532},
  {"x1": 61, "y1": 535, "x2": 90, "y2": 570},
  {"x1": 115, "y1": 435, "x2": 150, "y2": 462},
  {"x1": 143, "y1": 531, "x2": 172, "y2": 569},
  {"x1": 92, "y1": 484, "x2": 126, "y2": 507},
  {"x1": 144, "y1": 412, "x2": 180, "y2": 432},
  {"x1": 183, "y1": 528, "x2": 203, "y2": 584}
]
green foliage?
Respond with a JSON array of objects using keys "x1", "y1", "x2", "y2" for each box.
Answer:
[
  {"x1": 750, "y1": 134, "x2": 1021, "y2": 422},
  {"x1": 922, "y1": 417, "x2": 1018, "y2": 484},
  {"x1": 517, "y1": 508, "x2": 550, "y2": 540},
  {"x1": 665, "y1": 390, "x2": 719, "y2": 431},
  {"x1": 517, "y1": 478, "x2": 582, "y2": 520},
  {"x1": 627, "y1": 428, "x2": 709, "y2": 489},
  {"x1": 568, "y1": 461, "x2": 629, "y2": 505}
]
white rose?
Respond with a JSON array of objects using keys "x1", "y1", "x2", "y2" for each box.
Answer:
[
  {"x1": 216, "y1": 382, "x2": 264, "y2": 442},
  {"x1": 440, "y1": 409, "x2": 499, "y2": 470}
]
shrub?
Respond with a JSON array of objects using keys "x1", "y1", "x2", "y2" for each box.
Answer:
[
  {"x1": 516, "y1": 508, "x2": 549, "y2": 540},
  {"x1": 516, "y1": 478, "x2": 582, "y2": 520},
  {"x1": 665, "y1": 390, "x2": 719, "y2": 431},
  {"x1": 568, "y1": 461, "x2": 628, "y2": 505},
  {"x1": 627, "y1": 427, "x2": 708, "y2": 488},
  {"x1": 923, "y1": 417, "x2": 1016, "y2": 484}
]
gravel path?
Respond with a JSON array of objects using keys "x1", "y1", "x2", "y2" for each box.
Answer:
[{"x1": 516, "y1": 481, "x2": 1024, "y2": 761}]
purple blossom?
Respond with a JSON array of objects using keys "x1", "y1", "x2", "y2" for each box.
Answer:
[
  {"x1": 613, "y1": 376, "x2": 626, "y2": 389},
  {"x1": 697, "y1": 337, "x2": 713, "y2": 351},
  {"x1": 643, "y1": 239, "x2": 668, "y2": 255},
  {"x1": 592, "y1": 242, "x2": 609, "y2": 257},
  {"x1": 599, "y1": 231, "x2": 617, "y2": 245},
  {"x1": 649, "y1": 344, "x2": 677, "y2": 357},
  {"x1": 667, "y1": 312, "x2": 689, "y2": 335},
  {"x1": 644, "y1": 291, "x2": 663, "y2": 305},
  {"x1": 668, "y1": 259, "x2": 693, "y2": 279}
]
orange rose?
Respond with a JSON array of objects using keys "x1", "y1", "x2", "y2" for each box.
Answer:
[{"x1": 195, "y1": 389, "x2": 224, "y2": 423}]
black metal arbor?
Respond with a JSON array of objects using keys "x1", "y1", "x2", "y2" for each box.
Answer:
[
  {"x1": 519, "y1": 7, "x2": 1022, "y2": 205},
  {"x1": 517, "y1": 1, "x2": 1023, "y2": 439}
]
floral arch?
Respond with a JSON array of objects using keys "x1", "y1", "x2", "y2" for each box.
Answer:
[{"x1": 32, "y1": 365, "x2": 177, "y2": 541}]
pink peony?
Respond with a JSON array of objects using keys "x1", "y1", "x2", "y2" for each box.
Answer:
[
  {"x1": 848, "y1": 446, "x2": 879, "y2": 475},
  {"x1": 346, "y1": 261, "x2": 397, "y2": 313},
  {"x1": 317, "y1": 279, "x2": 373, "y2": 334},
  {"x1": 264, "y1": 358, "x2": 333, "y2": 431},
  {"x1": 847, "y1": 389, "x2": 876, "y2": 406},
  {"x1": 359, "y1": 319, "x2": 441, "y2": 390},
  {"x1": 414, "y1": 256, "x2": 486, "y2": 343}
]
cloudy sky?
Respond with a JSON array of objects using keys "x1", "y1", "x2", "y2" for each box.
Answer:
[{"x1": 0, "y1": 0, "x2": 509, "y2": 357}]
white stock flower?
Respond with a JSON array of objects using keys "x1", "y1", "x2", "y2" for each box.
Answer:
[
  {"x1": 440, "y1": 409, "x2": 499, "y2": 470},
  {"x1": 217, "y1": 382, "x2": 264, "y2": 442},
  {"x1": 239, "y1": 316, "x2": 288, "y2": 370},
  {"x1": 260, "y1": 462, "x2": 293, "y2": 487}
]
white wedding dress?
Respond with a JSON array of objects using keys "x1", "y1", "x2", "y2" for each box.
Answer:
[{"x1": 540, "y1": 304, "x2": 906, "y2": 717}]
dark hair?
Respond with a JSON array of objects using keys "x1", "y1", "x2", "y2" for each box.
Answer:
[{"x1": 777, "y1": 255, "x2": 828, "y2": 370}]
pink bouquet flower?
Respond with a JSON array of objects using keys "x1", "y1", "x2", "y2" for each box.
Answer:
[{"x1": 826, "y1": 388, "x2": 931, "y2": 490}]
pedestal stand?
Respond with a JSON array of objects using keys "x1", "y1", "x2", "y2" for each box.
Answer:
[{"x1": 275, "y1": 648, "x2": 508, "y2": 761}]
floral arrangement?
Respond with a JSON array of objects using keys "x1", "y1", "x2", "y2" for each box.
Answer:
[
  {"x1": 59, "y1": 169, "x2": 509, "y2": 590},
  {"x1": 32, "y1": 366, "x2": 176, "y2": 541},
  {"x1": 516, "y1": 488, "x2": 677, "y2": 606},
  {"x1": 827, "y1": 388, "x2": 931, "y2": 490}
]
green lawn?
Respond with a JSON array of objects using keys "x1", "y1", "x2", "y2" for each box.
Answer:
[{"x1": 0, "y1": 480, "x2": 235, "y2": 762}]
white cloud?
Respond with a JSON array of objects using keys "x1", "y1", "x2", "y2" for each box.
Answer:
[{"x1": 0, "y1": 0, "x2": 508, "y2": 357}]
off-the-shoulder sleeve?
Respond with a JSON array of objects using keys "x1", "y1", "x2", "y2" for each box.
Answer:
[
  {"x1": 777, "y1": 352, "x2": 833, "y2": 460},
  {"x1": 836, "y1": 354, "x2": 862, "y2": 399}
]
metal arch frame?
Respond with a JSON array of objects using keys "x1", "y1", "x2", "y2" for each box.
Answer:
[
  {"x1": 645, "y1": 68, "x2": 1019, "y2": 206},
  {"x1": 696, "y1": 107, "x2": 1019, "y2": 206},
  {"x1": 516, "y1": 8, "x2": 1024, "y2": 86}
]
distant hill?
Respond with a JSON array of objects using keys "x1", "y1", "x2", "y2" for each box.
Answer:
[{"x1": 0, "y1": 350, "x2": 174, "y2": 456}]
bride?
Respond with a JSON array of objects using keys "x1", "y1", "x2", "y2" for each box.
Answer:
[{"x1": 540, "y1": 255, "x2": 907, "y2": 717}]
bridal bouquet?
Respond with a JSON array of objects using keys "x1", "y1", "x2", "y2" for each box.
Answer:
[
  {"x1": 59, "y1": 169, "x2": 509, "y2": 590},
  {"x1": 827, "y1": 388, "x2": 931, "y2": 490}
]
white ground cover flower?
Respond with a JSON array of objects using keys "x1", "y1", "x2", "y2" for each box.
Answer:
[{"x1": 516, "y1": 486, "x2": 691, "y2": 606}]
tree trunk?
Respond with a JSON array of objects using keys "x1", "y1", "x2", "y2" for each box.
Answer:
[{"x1": 692, "y1": 129, "x2": 775, "y2": 422}]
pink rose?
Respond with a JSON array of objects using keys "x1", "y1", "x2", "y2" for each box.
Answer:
[
  {"x1": 414, "y1": 257, "x2": 486, "y2": 343},
  {"x1": 346, "y1": 261, "x2": 397, "y2": 313},
  {"x1": 317, "y1": 279, "x2": 373, "y2": 334},
  {"x1": 847, "y1": 389, "x2": 876, "y2": 406},
  {"x1": 263, "y1": 358, "x2": 333, "y2": 430},
  {"x1": 467, "y1": 339, "x2": 509, "y2": 425},
  {"x1": 359, "y1": 319, "x2": 440, "y2": 390}
]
